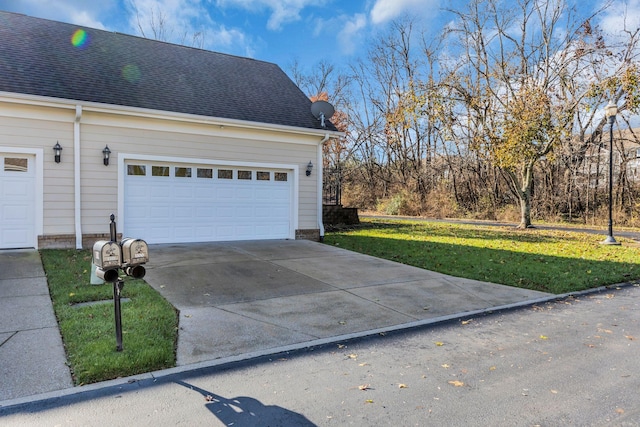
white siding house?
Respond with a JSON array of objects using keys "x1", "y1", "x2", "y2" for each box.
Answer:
[{"x1": 0, "y1": 12, "x2": 339, "y2": 249}]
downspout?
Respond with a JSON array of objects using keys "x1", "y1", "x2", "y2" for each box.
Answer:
[
  {"x1": 74, "y1": 105, "x2": 83, "y2": 249},
  {"x1": 318, "y1": 133, "x2": 329, "y2": 242}
]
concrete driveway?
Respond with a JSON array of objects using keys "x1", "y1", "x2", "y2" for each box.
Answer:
[{"x1": 143, "y1": 240, "x2": 552, "y2": 366}]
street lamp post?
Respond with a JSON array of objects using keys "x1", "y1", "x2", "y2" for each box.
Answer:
[{"x1": 601, "y1": 100, "x2": 621, "y2": 245}]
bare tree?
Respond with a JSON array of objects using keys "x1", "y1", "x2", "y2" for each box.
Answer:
[
  {"x1": 445, "y1": 0, "x2": 613, "y2": 228},
  {"x1": 130, "y1": 0, "x2": 206, "y2": 48}
]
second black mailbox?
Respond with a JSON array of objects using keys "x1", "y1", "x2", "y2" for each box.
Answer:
[{"x1": 121, "y1": 238, "x2": 149, "y2": 279}]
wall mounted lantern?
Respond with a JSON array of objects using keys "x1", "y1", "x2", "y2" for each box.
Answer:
[
  {"x1": 306, "y1": 161, "x2": 313, "y2": 176},
  {"x1": 53, "y1": 141, "x2": 62, "y2": 163},
  {"x1": 103, "y1": 145, "x2": 111, "y2": 166}
]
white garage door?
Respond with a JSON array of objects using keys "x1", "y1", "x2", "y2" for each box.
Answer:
[
  {"x1": 0, "y1": 154, "x2": 35, "y2": 249},
  {"x1": 124, "y1": 162, "x2": 292, "y2": 243}
]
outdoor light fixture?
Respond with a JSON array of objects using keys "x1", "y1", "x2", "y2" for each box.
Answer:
[
  {"x1": 53, "y1": 141, "x2": 62, "y2": 163},
  {"x1": 602, "y1": 100, "x2": 620, "y2": 245},
  {"x1": 306, "y1": 161, "x2": 313, "y2": 176},
  {"x1": 102, "y1": 145, "x2": 111, "y2": 166}
]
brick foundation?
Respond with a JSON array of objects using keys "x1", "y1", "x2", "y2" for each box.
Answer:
[
  {"x1": 295, "y1": 229, "x2": 321, "y2": 241},
  {"x1": 38, "y1": 233, "x2": 123, "y2": 249}
]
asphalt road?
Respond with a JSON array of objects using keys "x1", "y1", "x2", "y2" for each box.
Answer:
[{"x1": 1, "y1": 285, "x2": 639, "y2": 426}]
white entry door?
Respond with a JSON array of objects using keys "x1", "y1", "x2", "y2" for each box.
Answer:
[
  {"x1": 0, "y1": 154, "x2": 36, "y2": 249},
  {"x1": 124, "y1": 162, "x2": 293, "y2": 243}
]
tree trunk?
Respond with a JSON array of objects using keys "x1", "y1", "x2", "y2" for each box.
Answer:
[
  {"x1": 518, "y1": 189, "x2": 532, "y2": 228},
  {"x1": 507, "y1": 164, "x2": 535, "y2": 229}
]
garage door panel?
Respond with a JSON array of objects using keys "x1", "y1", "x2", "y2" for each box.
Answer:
[
  {"x1": 126, "y1": 184, "x2": 147, "y2": 198},
  {"x1": 150, "y1": 186, "x2": 171, "y2": 198},
  {"x1": 149, "y1": 206, "x2": 171, "y2": 220},
  {"x1": 147, "y1": 226, "x2": 171, "y2": 240},
  {"x1": 3, "y1": 204, "x2": 30, "y2": 220},
  {"x1": 216, "y1": 206, "x2": 235, "y2": 218},
  {"x1": 174, "y1": 226, "x2": 194, "y2": 239},
  {"x1": 195, "y1": 207, "x2": 213, "y2": 218},
  {"x1": 237, "y1": 209, "x2": 254, "y2": 219},
  {"x1": 4, "y1": 180, "x2": 30, "y2": 197},
  {"x1": 174, "y1": 185, "x2": 195, "y2": 199},
  {"x1": 127, "y1": 205, "x2": 148, "y2": 219},
  {"x1": 217, "y1": 188, "x2": 235, "y2": 199},
  {"x1": 2, "y1": 229, "x2": 30, "y2": 246},
  {"x1": 196, "y1": 226, "x2": 214, "y2": 236},
  {"x1": 125, "y1": 162, "x2": 292, "y2": 243}
]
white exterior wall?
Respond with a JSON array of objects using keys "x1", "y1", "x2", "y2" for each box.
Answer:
[
  {"x1": 0, "y1": 102, "x2": 74, "y2": 236},
  {"x1": 0, "y1": 96, "x2": 329, "y2": 248}
]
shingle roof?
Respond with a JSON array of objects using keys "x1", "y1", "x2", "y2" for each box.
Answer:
[{"x1": 0, "y1": 11, "x2": 336, "y2": 131}]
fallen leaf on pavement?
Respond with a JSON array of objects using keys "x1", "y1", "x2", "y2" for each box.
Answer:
[
  {"x1": 398, "y1": 384, "x2": 408, "y2": 388},
  {"x1": 448, "y1": 380, "x2": 464, "y2": 387},
  {"x1": 539, "y1": 335, "x2": 548, "y2": 340},
  {"x1": 359, "y1": 384, "x2": 371, "y2": 391},
  {"x1": 461, "y1": 319, "x2": 473, "y2": 325},
  {"x1": 435, "y1": 342, "x2": 444, "y2": 346}
]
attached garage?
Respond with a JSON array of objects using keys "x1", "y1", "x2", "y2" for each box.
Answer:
[
  {"x1": 0, "y1": 12, "x2": 340, "y2": 249},
  {"x1": 123, "y1": 160, "x2": 295, "y2": 243}
]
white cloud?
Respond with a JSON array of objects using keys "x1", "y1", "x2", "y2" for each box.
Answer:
[
  {"x1": 126, "y1": 0, "x2": 208, "y2": 40},
  {"x1": 598, "y1": 0, "x2": 640, "y2": 35},
  {"x1": 337, "y1": 13, "x2": 368, "y2": 55},
  {"x1": 69, "y1": 10, "x2": 108, "y2": 30},
  {"x1": 125, "y1": 0, "x2": 260, "y2": 54},
  {"x1": 370, "y1": 0, "x2": 437, "y2": 25},
  {"x1": 0, "y1": 0, "x2": 117, "y2": 29},
  {"x1": 216, "y1": 0, "x2": 317, "y2": 30}
]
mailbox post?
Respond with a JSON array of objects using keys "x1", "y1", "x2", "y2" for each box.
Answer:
[
  {"x1": 91, "y1": 214, "x2": 149, "y2": 352},
  {"x1": 113, "y1": 278, "x2": 125, "y2": 352}
]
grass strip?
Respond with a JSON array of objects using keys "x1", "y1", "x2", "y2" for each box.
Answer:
[
  {"x1": 324, "y1": 218, "x2": 640, "y2": 294},
  {"x1": 41, "y1": 249, "x2": 178, "y2": 385}
]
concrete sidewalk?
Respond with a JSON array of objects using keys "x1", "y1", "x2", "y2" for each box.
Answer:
[
  {"x1": 0, "y1": 250, "x2": 73, "y2": 401},
  {"x1": 0, "y1": 240, "x2": 553, "y2": 405}
]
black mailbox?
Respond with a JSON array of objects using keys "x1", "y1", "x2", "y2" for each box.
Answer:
[
  {"x1": 92, "y1": 240, "x2": 122, "y2": 282},
  {"x1": 121, "y1": 238, "x2": 149, "y2": 279}
]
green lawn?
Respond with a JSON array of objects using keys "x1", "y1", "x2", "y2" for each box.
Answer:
[
  {"x1": 41, "y1": 249, "x2": 178, "y2": 385},
  {"x1": 324, "y1": 218, "x2": 640, "y2": 294}
]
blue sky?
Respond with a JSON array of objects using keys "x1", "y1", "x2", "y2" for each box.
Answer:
[
  {"x1": 0, "y1": 0, "x2": 442, "y2": 71},
  {"x1": 0, "y1": 0, "x2": 638, "y2": 74}
]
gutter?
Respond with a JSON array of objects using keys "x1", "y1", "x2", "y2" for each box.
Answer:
[
  {"x1": 74, "y1": 105, "x2": 82, "y2": 249},
  {"x1": 318, "y1": 133, "x2": 330, "y2": 241},
  {"x1": 0, "y1": 92, "x2": 342, "y2": 139}
]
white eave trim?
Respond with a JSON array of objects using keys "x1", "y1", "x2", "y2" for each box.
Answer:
[{"x1": 0, "y1": 91, "x2": 344, "y2": 139}]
